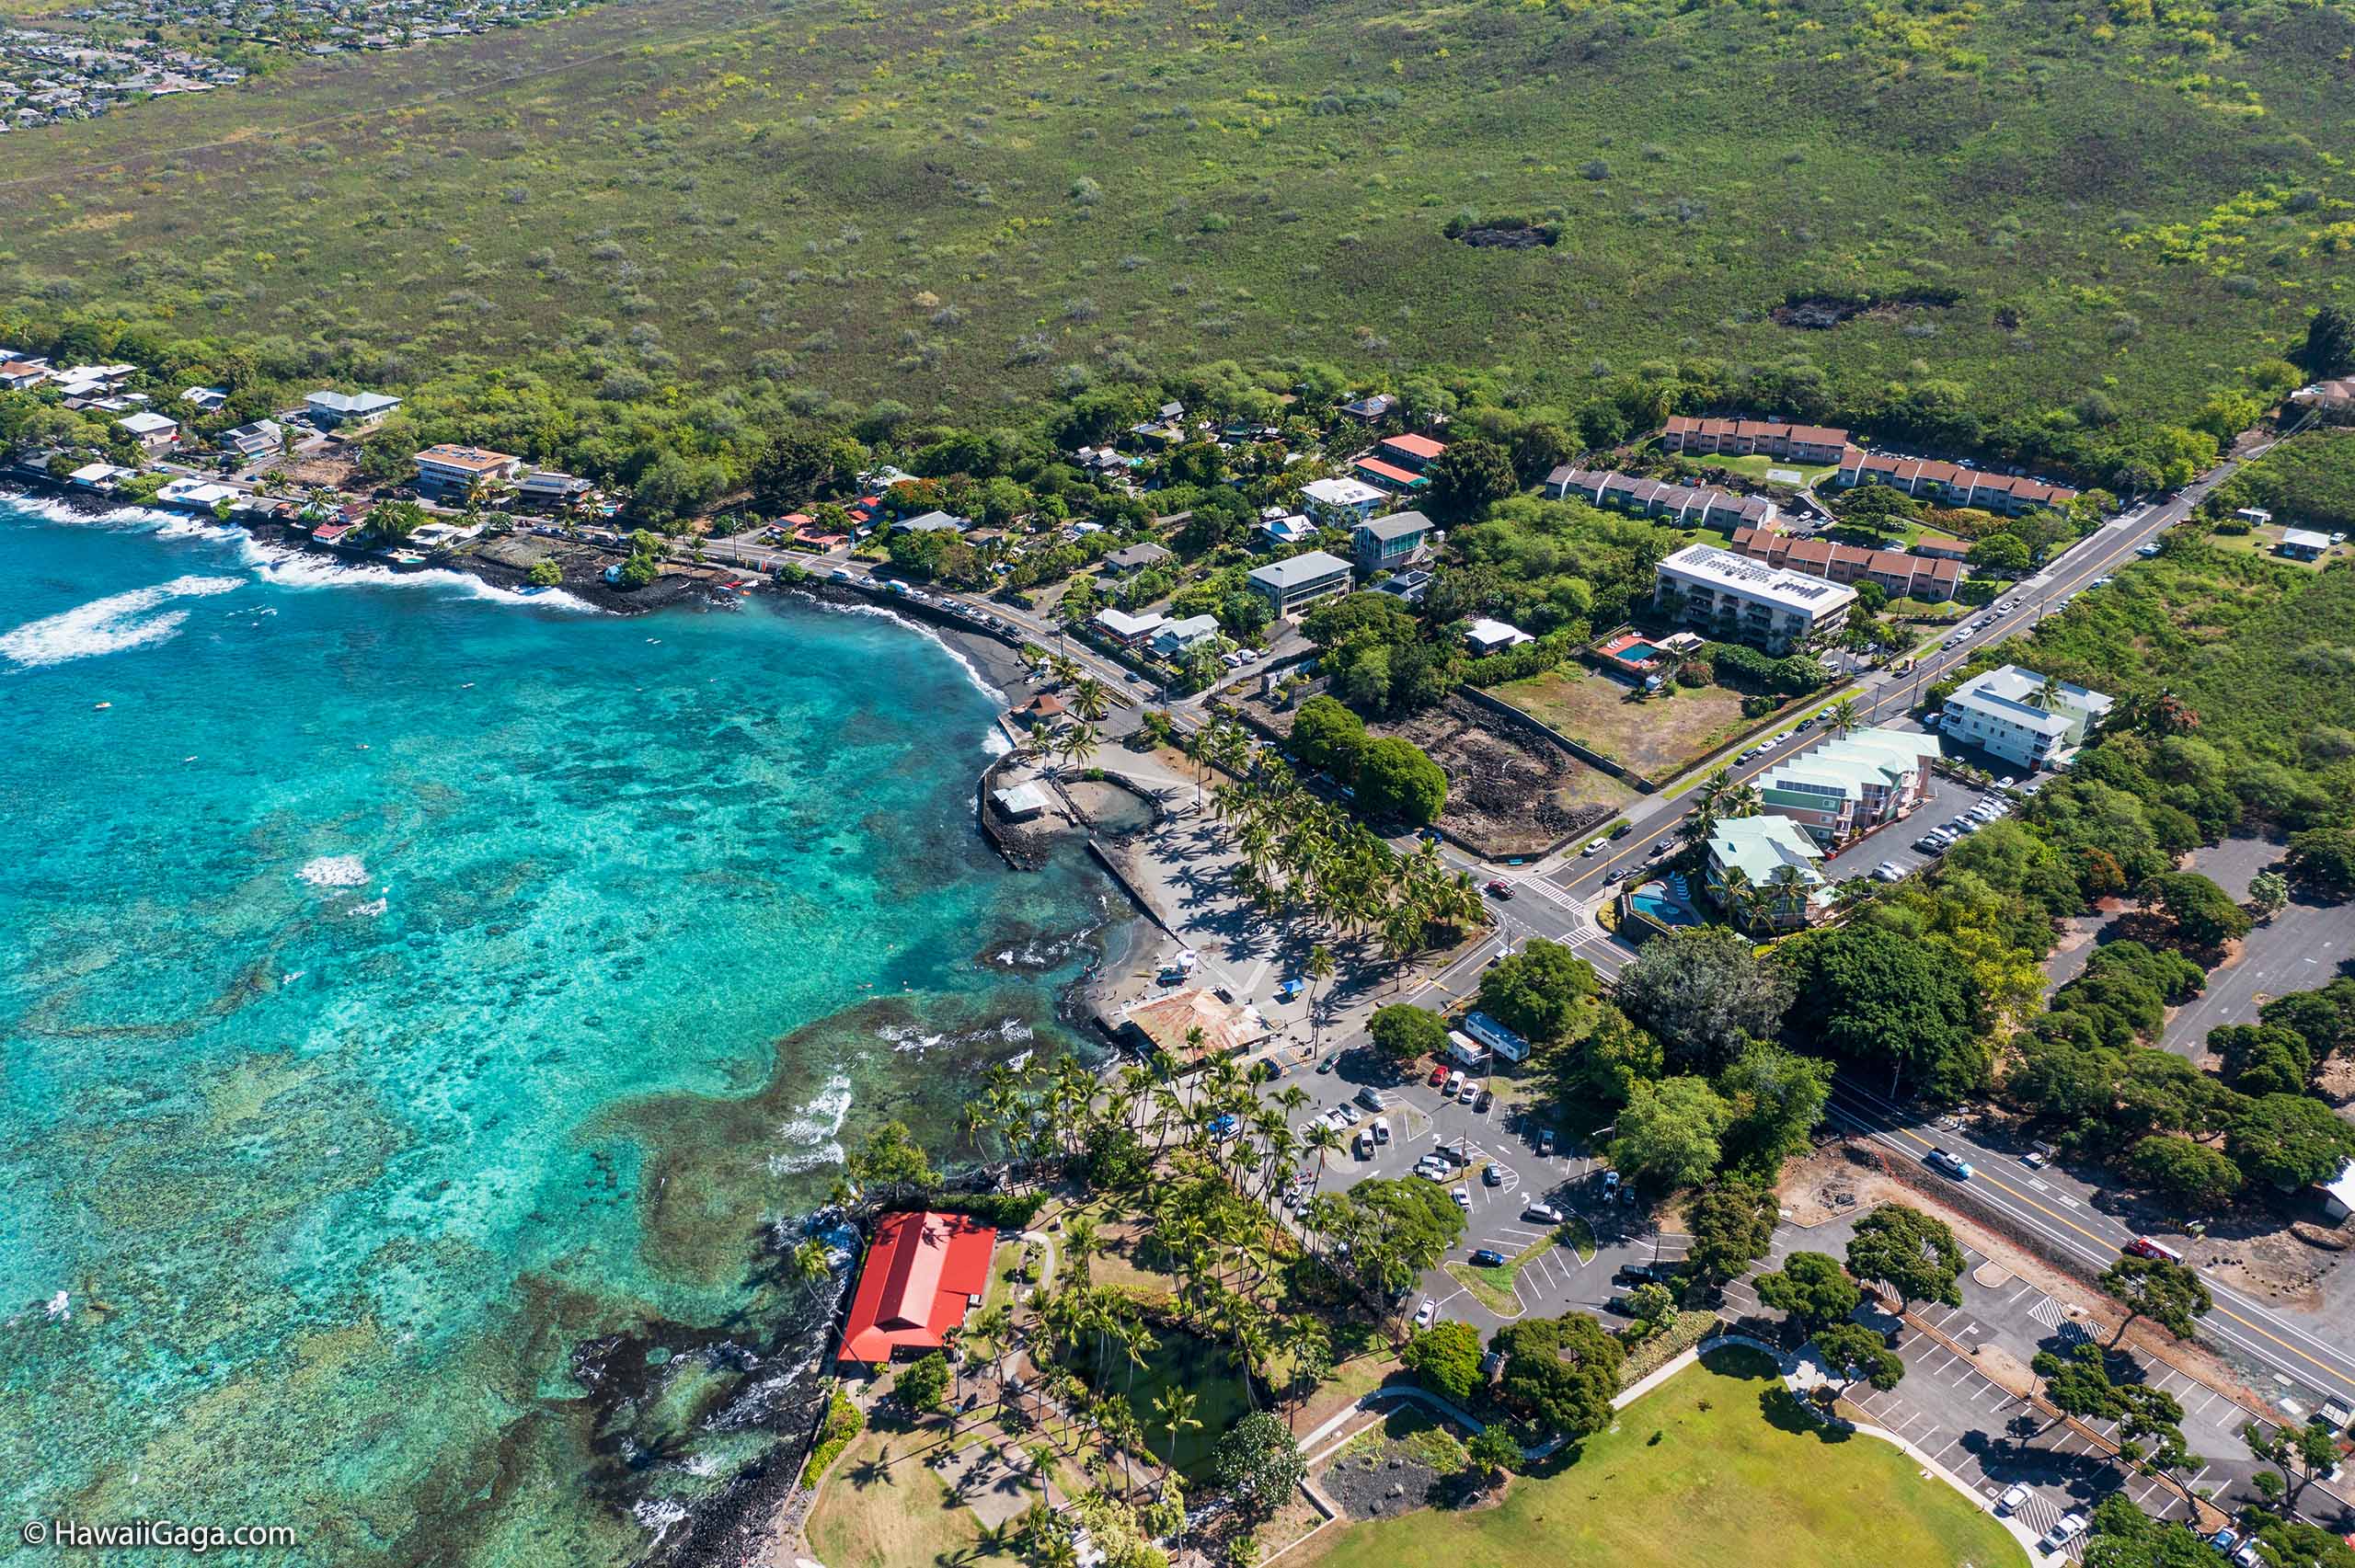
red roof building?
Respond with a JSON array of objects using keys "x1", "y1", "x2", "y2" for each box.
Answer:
[{"x1": 836, "y1": 1211, "x2": 998, "y2": 1364}]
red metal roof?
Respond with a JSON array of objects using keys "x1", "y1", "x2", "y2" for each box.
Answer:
[
  {"x1": 1379, "y1": 433, "x2": 1447, "y2": 462},
  {"x1": 1352, "y1": 456, "x2": 1427, "y2": 486},
  {"x1": 837, "y1": 1211, "x2": 997, "y2": 1363}
]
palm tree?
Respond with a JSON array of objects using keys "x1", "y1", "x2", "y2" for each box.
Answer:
[
  {"x1": 1767, "y1": 862, "x2": 1813, "y2": 928},
  {"x1": 1305, "y1": 944, "x2": 1337, "y2": 1051},
  {"x1": 1049, "y1": 653, "x2": 1083, "y2": 689},
  {"x1": 1304, "y1": 1120, "x2": 1345, "y2": 1191},
  {"x1": 1155, "y1": 1385, "x2": 1200, "y2": 1479},
  {"x1": 1057, "y1": 722, "x2": 1101, "y2": 773},
  {"x1": 1716, "y1": 864, "x2": 1754, "y2": 927},
  {"x1": 1070, "y1": 677, "x2": 1110, "y2": 722},
  {"x1": 1826, "y1": 697, "x2": 1862, "y2": 737}
]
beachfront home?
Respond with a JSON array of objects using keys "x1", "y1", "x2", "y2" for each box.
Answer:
[
  {"x1": 1940, "y1": 665, "x2": 2112, "y2": 771},
  {"x1": 2280, "y1": 528, "x2": 2333, "y2": 561},
  {"x1": 1300, "y1": 476, "x2": 1386, "y2": 528},
  {"x1": 1150, "y1": 614, "x2": 1222, "y2": 659},
  {"x1": 1663, "y1": 417, "x2": 1850, "y2": 464},
  {"x1": 1653, "y1": 544, "x2": 1855, "y2": 653},
  {"x1": 414, "y1": 444, "x2": 524, "y2": 495},
  {"x1": 1093, "y1": 607, "x2": 1167, "y2": 647},
  {"x1": 1465, "y1": 618, "x2": 1534, "y2": 655},
  {"x1": 116, "y1": 410, "x2": 178, "y2": 452},
  {"x1": 154, "y1": 476, "x2": 241, "y2": 512},
  {"x1": 305, "y1": 389, "x2": 403, "y2": 429},
  {"x1": 1705, "y1": 815, "x2": 1830, "y2": 932},
  {"x1": 516, "y1": 470, "x2": 592, "y2": 509},
  {"x1": 67, "y1": 461, "x2": 137, "y2": 493},
  {"x1": 834, "y1": 1210, "x2": 997, "y2": 1365},
  {"x1": 1247, "y1": 550, "x2": 1355, "y2": 618},
  {"x1": 1754, "y1": 727, "x2": 1935, "y2": 847},
  {"x1": 1351, "y1": 509, "x2": 1432, "y2": 572},
  {"x1": 220, "y1": 419, "x2": 285, "y2": 461}
]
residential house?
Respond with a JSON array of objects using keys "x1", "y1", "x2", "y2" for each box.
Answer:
[
  {"x1": 1300, "y1": 476, "x2": 1386, "y2": 528},
  {"x1": 1092, "y1": 607, "x2": 1167, "y2": 647},
  {"x1": 891, "y1": 509, "x2": 971, "y2": 534},
  {"x1": 1662, "y1": 416, "x2": 1851, "y2": 464},
  {"x1": 154, "y1": 476, "x2": 241, "y2": 512},
  {"x1": 1338, "y1": 392, "x2": 1399, "y2": 421},
  {"x1": 1102, "y1": 541, "x2": 1173, "y2": 577},
  {"x1": 179, "y1": 385, "x2": 228, "y2": 412},
  {"x1": 219, "y1": 418, "x2": 285, "y2": 462},
  {"x1": 1350, "y1": 454, "x2": 1430, "y2": 496},
  {"x1": 1729, "y1": 526, "x2": 1961, "y2": 602},
  {"x1": 414, "y1": 444, "x2": 525, "y2": 495},
  {"x1": 1652, "y1": 544, "x2": 1855, "y2": 653},
  {"x1": 0, "y1": 360, "x2": 52, "y2": 391},
  {"x1": 515, "y1": 470, "x2": 592, "y2": 509},
  {"x1": 1940, "y1": 665, "x2": 2113, "y2": 771},
  {"x1": 1375, "y1": 568, "x2": 1433, "y2": 605},
  {"x1": 1257, "y1": 510, "x2": 1317, "y2": 550},
  {"x1": 1546, "y1": 466, "x2": 1779, "y2": 532},
  {"x1": 1376, "y1": 433, "x2": 1447, "y2": 473},
  {"x1": 305, "y1": 389, "x2": 403, "y2": 429},
  {"x1": 1465, "y1": 618, "x2": 1534, "y2": 655},
  {"x1": 834, "y1": 1210, "x2": 997, "y2": 1365},
  {"x1": 1705, "y1": 815, "x2": 1830, "y2": 931},
  {"x1": 1150, "y1": 614, "x2": 1222, "y2": 659},
  {"x1": 2280, "y1": 528, "x2": 2332, "y2": 561},
  {"x1": 115, "y1": 410, "x2": 178, "y2": 452},
  {"x1": 1351, "y1": 509, "x2": 1432, "y2": 572},
  {"x1": 1754, "y1": 727, "x2": 1936, "y2": 847},
  {"x1": 66, "y1": 461, "x2": 136, "y2": 493},
  {"x1": 1246, "y1": 550, "x2": 1354, "y2": 617}
]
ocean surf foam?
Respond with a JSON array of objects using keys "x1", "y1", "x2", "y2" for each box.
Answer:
[{"x1": 0, "y1": 574, "x2": 243, "y2": 669}]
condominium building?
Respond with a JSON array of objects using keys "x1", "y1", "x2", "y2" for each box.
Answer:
[
  {"x1": 414, "y1": 444, "x2": 525, "y2": 494},
  {"x1": 1754, "y1": 727, "x2": 1936, "y2": 847},
  {"x1": 1940, "y1": 666, "x2": 2113, "y2": 771},
  {"x1": 1831, "y1": 451, "x2": 2080, "y2": 516},
  {"x1": 1662, "y1": 417, "x2": 1851, "y2": 464},
  {"x1": 1729, "y1": 526, "x2": 1962, "y2": 602},
  {"x1": 1247, "y1": 550, "x2": 1355, "y2": 617},
  {"x1": 1705, "y1": 815, "x2": 1830, "y2": 931},
  {"x1": 1547, "y1": 467, "x2": 1780, "y2": 532},
  {"x1": 1652, "y1": 544, "x2": 1855, "y2": 653},
  {"x1": 1351, "y1": 509, "x2": 1433, "y2": 572}
]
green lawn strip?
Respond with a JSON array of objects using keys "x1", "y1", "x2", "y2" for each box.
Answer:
[
  {"x1": 1306, "y1": 1346, "x2": 2028, "y2": 1568},
  {"x1": 1444, "y1": 1225, "x2": 1588, "y2": 1316}
]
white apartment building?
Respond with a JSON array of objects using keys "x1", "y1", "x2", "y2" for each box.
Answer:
[
  {"x1": 1940, "y1": 665, "x2": 2113, "y2": 771},
  {"x1": 1652, "y1": 544, "x2": 1855, "y2": 653}
]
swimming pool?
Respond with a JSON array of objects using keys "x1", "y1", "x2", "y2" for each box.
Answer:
[
  {"x1": 1628, "y1": 880, "x2": 1701, "y2": 926},
  {"x1": 1609, "y1": 640, "x2": 1667, "y2": 665}
]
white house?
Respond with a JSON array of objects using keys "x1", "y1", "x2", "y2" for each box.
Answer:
[
  {"x1": 1465, "y1": 618, "x2": 1534, "y2": 655},
  {"x1": 306, "y1": 389, "x2": 403, "y2": 428},
  {"x1": 1299, "y1": 476, "x2": 1386, "y2": 528},
  {"x1": 1246, "y1": 550, "x2": 1354, "y2": 617},
  {"x1": 1150, "y1": 614, "x2": 1222, "y2": 658},
  {"x1": 1939, "y1": 665, "x2": 2113, "y2": 771},
  {"x1": 1093, "y1": 607, "x2": 1166, "y2": 647}
]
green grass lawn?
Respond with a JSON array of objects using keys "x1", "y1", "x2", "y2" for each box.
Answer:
[
  {"x1": 1099, "y1": 1326, "x2": 1254, "y2": 1478},
  {"x1": 1691, "y1": 453, "x2": 1839, "y2": 487},
  {"x1": 804, "y1": 1420, "x2": 1029, "y2": 1568},
  {"x1": 1445, "y1": 1221, "x2": 1596, "y2": 1315},
  {"x1": 1301, "y1": 1347, "x2": 2027, "y2": 1568}
]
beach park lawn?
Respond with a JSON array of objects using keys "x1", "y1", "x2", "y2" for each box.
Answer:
[
  {"x1": 1107, "y1": 1326, "x2": 1256, "y2": 1477},
  {"x1": 1297, "y1": 1347, "x2": 2027, "y2": 1568},
  {"x1": 802, "y1": 1420, "x2": 1028, "y2": 1568},
  {"x1": 1490, "y1": 669, "x2": 1752, "y2": 782}
]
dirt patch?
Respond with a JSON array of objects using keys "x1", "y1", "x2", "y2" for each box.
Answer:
[
  {"x1": 2197, "y1": 1228, "x2": 2333, "y2": 1311},
  {"x1": 1383, "y1": 695, "x2": 1634, "y2": 859},
  {"x1": 274, "y1": 449, "x2": 367, "y2": 489}
]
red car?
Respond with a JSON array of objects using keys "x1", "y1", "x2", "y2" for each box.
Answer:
[
  {"x1": 1483, "y1": 878, "x2": 1514, "y2": 899},
  {"x1": 1428, "y1": 1064, "x2": 1449, "y2": 1088}
]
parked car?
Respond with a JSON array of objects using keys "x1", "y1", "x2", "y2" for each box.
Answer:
[
  {"x1": 1581, "y1": 838, "x2": 1608, "y2": 857},
  {"x1": 1913, "y1": 836, "x2": 1946, "y2": 855},
  {"x1": 1357, "y1": 1085, "x2": 1390, "y2": 1112},
  {"x1": 1523, "y1": 1202, "x2": 1567, "y2": 1225},
  {"x1": 1600, "y1": 1169, "x2": 1622, "y2": 1199},
  {"x1": 1536, "y1": 1129, "x2": 1557, "y2": 1157},
  {"x1": 1470, "y1": 1248, "x2": 1508, "y2": 1267},
  {"x1": 1996, "y1": 1484, "x2": 2029, "y2": 1516},
  {"x1": 1873, "y1": 862, "x2": 1906, "y2": 882},
  {"x1": 1482, "y1": 1162, "x2": 1503, "y2": 1187},
  {"x1": 1924, "y1": 1147, "x2": 1973, "y2": 1180},
  {"x1": 1456, "y1": 1076, "x2": 1481, "y2": 1103},
  {"x1": 1451, "y1": 1187, "x2": 1472, "y2": 1210},
  {"x1": 1414, "y1": 1298, "x2": 1437, "y2": 1330},
  {"x1": 1475, "y1": 1088, "x2": 1494, "y2": 1113},
  {"x1": 1603, "y1": 1296, "x2": 1636, "y2": 1318},
  {"x1": 1651, "y1": 840, "x2": 1675, "y2": 857},
  {"x1": 2039, "y1": 1515, "x2": 2088, "y2": 1553},
  {"x1": 1428, "y1": 1064, "x2": 1449, "y2": 1088},
  {"x1": 2137, "y1": 541, "x2": 2163, "y2": 556},
  {"x1": 1371, "y1": 1117, "x2": 1392, "y2": 1145},
  {"x1": 2210, "y1": 1529, "x2": 2239, "y2": 1555},
  {"x1": 1315, "y1": 1055, "x2": 1338, "y2": 1074}
]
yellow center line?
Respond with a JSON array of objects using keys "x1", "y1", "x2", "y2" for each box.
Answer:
[{"x1": 1856, "y1": 1106, "x2": 2355, "y2": 1400}]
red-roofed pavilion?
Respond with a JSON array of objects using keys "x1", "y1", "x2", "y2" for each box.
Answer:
[{"x1": 835, "y1": 1211, "x2": 998, "y2": 1364}]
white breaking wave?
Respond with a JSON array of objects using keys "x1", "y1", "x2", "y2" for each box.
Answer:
[
  {"x1": 236, "y1": 537, "x2": 601, "y2": 613},
  {"x1": 631, "y1": 1498, "x2": 688, "y2": 1543},
  {"x1": 823, "y1": 600, "x2": 1010, "y2": 707},
  {"x1": 0, "y1": 574, "x2": 244, "y2": 669},
  {"x1": 764, "y1": 1073, "x2": 855, "y2": 1177},
  {"x1": 298, "y1": 854, "x2": 370, "y2": 888}
]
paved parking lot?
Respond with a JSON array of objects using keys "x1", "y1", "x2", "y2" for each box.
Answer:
[{"x1": 1817, "y1": 767, "x2": 1996, "y2": 884}]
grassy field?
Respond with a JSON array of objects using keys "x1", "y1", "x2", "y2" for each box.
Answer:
[
  {"x1": 1692, "y1": 453, "x2": 1838, "y2": 487},
  {"x1": 2210, "y1": 429, "x2": 2355, "y2": 532},
  {"x1": 0, "y1": 0, "x2": 2347, "y2": 429},
  {"x1": 1105, "y1": 1327, "x2": 1253, "y2": 1478},
  {"x1": 802, "y1": 1421, "x2": 1029, "y2": 1568},
  {"x1": 1494, "y1": 669, "x2": 1751, "y2": 781},
  {"x1": 1298, "y1": 1346, "x2": 2028, "y2": 1568}
]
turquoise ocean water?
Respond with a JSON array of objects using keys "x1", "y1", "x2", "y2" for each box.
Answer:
[{"x1": 0, "y1": 498, "x2": 1114, "y2": 1563}]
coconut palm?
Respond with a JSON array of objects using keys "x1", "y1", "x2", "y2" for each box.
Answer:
[
  {"x1": 1070, "y1": 677, "x2": 1110, "y2": 722},
  {"x1": 1826, "y1": 697, "x2": 1862, "y2": 737},
  {"x1": 1766, "y1": 862, "x2": 1814, "y2": 928},
  {"x1": 1155, "y1": 1385, "x2": 1200, "y2": 1477},
  {"x1": 1058, "y1": 721, "x2": 1101, "y2": 772}
]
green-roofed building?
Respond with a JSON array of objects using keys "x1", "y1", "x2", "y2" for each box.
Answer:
[
  {"x1": 1752, "y1": 726, "x2": 1936, "y2": 849},
  {"x1": 1705, "y1": 815, "x2": 1830, "y2": 932}
]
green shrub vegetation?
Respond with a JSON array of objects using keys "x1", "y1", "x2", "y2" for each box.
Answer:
[
  {"x1": 2208, "y1": 430, "x2": 2355, "y2": 532},
  {"x1": 798, "y1": 1391, "x2": 863, "y2": 1488}
]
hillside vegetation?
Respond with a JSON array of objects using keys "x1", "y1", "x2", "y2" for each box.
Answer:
[{"x1": 1, "y1": 0, "x2": 2351, "y2": 437}]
